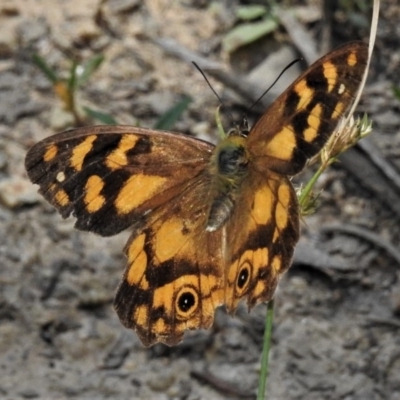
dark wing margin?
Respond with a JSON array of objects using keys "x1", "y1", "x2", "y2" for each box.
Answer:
[
  {"x1": 248, "y1": 41, "x2": 368, "y2": 176},
  {"x1": 25, "y1": 125, "x2": 214, "y2": 236}
]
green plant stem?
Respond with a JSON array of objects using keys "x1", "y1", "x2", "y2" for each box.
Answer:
[
  {"x1": 257, "y1": 299, "x2": 275, "y2": 400},
  {"x1": 257, "y1": 159, "x2": 335, "y2": 399},
  {"x1": 298, "y1": 160, "x2": 333, "y2": 208}
]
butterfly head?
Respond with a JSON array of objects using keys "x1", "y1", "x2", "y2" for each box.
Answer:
[{"x1": 226, "y1": 115, "x2": 250, "y2": 139}]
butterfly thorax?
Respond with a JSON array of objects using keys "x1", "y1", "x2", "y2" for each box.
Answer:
[{"x1": 206, "y1": 134, "x2": 249, "y2": 232}]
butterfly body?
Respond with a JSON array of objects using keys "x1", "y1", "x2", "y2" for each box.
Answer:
[
  {"x1": 25, "y1": 41, "x2": 368, "y2": 346},
  {"x1": 207, "y1": 132, "x2": 249, "y2": 231}
]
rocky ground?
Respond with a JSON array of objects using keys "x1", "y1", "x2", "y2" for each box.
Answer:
[{"x1": 0, "y1": 1, "x2": 400, "y2": 399}]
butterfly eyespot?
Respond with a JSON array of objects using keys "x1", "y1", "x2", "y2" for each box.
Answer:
[
  {"x1": 175, "y1": 287, "x2": 198, "y2": 317},
  {"x1": 236, "y1": 262, "x2": 251, "y2": 294},
  {"x1": 238, "y1": 268, "x2": 249, "y2": 288}
]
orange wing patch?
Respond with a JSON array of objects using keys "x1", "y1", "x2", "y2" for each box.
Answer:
[
  {"x1": 53, "y1": 187, "x2": 70, "y2": 207},
  {"x1": 303, "y1": 103, "x2": 322, "y2": 142},
  {"x1": 84, "y1": 175, "x2": 105, "y2": 213},
  {"x1": 43, "y1": 144, "x2": 58, "y2": 162},
  {"x1": 106, "y1": 134, "x2": 139, "y2": 170},
  {"x1": 114, "y1": 174, "x2": 168, "y2": 215},
  {"x1": 294, "y1": 79, "x2": 314, "y2": 110},
  {"x1": 322, "y1": 61, "x2": 338, "y2": 92},
  {"x1": 126, "y1": 233, "x2": 148, "y2": 288},
  {"x1": 347, "y1": 51, "x2": 358, "y2": 66},
  {"x1": 70, "y1": 135, "x2": 97, "y2": 171},
  {"x1": 266, "y1": 126, "x2": 297, "y2": 161}
]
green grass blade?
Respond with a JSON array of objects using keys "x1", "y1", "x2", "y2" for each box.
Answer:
[
  {"x1": 236, "y1": 5, "x2": 267, "y2": 20},
  {"x1": 78, "y1": 54, "x2": 105, "y2": 86},
  {"x1": 154, "y1": 95, "x2": 192, "y2": 130},
  {"x1": 393, "y1": 86, "x2": 400, "y2": 101},
  {"x1": 83, "y1": 107, "x2": 118, "y2": 125},
  {"x1": 222, "y1": 16, "x2": 278, "y2": 53},
  {"x1": 32, "y1": 53, "x2": 59, "y2": 83},
  {"x1": 67, "y1": 61, "x2": 78, "y2": 92}
]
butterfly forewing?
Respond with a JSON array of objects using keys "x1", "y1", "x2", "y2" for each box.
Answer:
[
  {"x1": 248, "y1": 41, "x2": 368, "y2": 176},
  {"x1": 25, "y1": 126, "x2": 213, "y2": 236}
]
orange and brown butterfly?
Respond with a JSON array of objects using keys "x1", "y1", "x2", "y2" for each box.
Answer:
[{"x1": 25, "y1": 41, "x2": 368, "y2": 346}]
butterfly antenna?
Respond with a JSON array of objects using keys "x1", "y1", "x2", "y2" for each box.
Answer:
[
  {"x1": 249, "y1": 58, "x2": 302, "y2": 111},
  {"x1": 192, "y1": 62, "x2": 236, "y2": 126}
]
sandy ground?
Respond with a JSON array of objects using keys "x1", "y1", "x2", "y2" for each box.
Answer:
[{"x1": 0, "y1": 1, "x2": 400, "y2": 399}]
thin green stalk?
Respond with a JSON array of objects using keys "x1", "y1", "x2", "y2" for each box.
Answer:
[
  {"x1": 257, "y1": 298, "x2": 275, "y2": 400},
  {"x1": 298, "y1": 161, "x2": 330, "y2": 208},
  {"x1": 257, "y1": 160, "x2": 331, "y2": 400}
]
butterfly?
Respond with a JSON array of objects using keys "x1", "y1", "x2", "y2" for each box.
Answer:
[{"x1": 25, "y1": 41, "x2": 368, "y2": 346}]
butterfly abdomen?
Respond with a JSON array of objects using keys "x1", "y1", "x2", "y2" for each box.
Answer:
[{"x1": 206, "y1": 136, "x2": 250, "y2": 232}]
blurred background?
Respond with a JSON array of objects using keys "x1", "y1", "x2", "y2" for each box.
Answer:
[{"x1": 0, "y1": 1, "x2": 399, "y2": 399}]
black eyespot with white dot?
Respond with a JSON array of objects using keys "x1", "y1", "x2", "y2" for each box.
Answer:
[
  {"x1": 175, "y1": 286, "x2": 199, "y2": 318},
  {"x1": 178, "y1": 291, "x2": 195, "y2": 312},
  {"x1": 237, "y1": 268, "x2": 249, "y2": 289},
  {"x1": 236, "y1": 262, "x2": 251, "y2": 294}
]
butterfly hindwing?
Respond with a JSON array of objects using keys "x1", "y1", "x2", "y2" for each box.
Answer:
[
  {"x1": 25, "y1": 126, "x2": 213, "y2": 236},
  {"x1": 248, "y1": 41, "x2": 368, "y2": 175},
  {"x1": 224, "y1": 170, "x2": 299, "y2": 312},
  {"x1": 114, "y1": 174, "x2": 224, "y2": 346}
]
